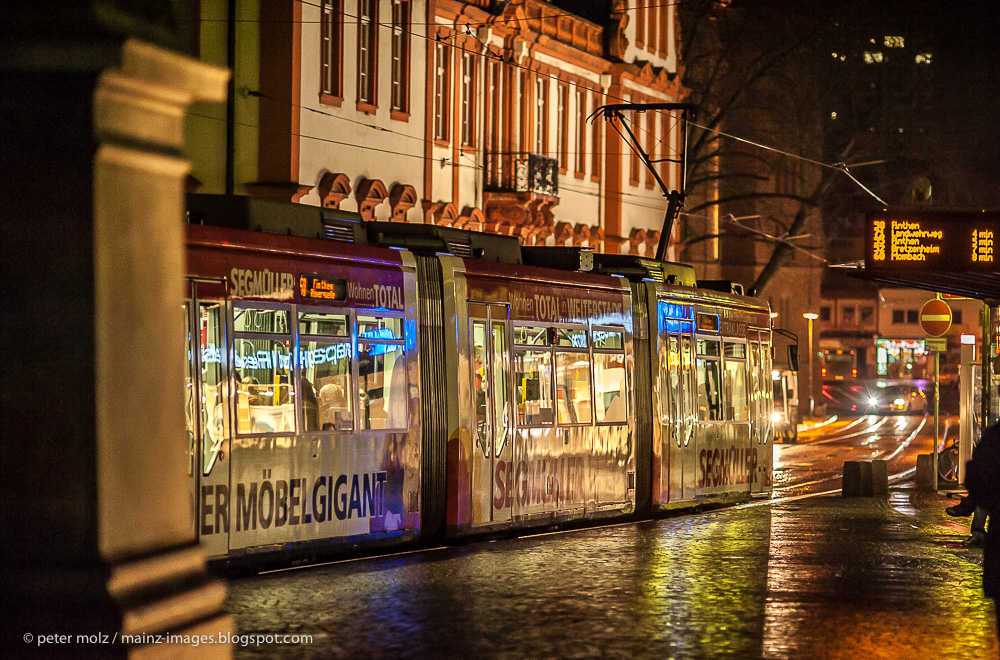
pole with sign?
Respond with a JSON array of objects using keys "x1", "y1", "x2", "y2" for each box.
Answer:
[{"x1": 920, "y1": 298, "x2": 952, "y2": 491}]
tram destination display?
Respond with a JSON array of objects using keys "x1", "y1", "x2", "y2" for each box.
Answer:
[
  {"x1": 299, "y1": 273, "x2": 347, "y2": 301},
  {"x1": 865, "y1": 210, "x2": 1000, "y2": 272}
]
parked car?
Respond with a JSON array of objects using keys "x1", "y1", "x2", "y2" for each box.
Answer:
[{"x1": 866, "y1": 384, "x2": 927, "y2": 414}]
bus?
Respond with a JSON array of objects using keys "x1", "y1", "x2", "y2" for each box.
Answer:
[{"x1": 821, "y1": 348, "x2": 858, "y2": 381}]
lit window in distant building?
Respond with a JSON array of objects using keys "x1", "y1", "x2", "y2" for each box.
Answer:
[
  {"x1": 320, "y1": 0, "x2": 344, "y2": 103},
  {"x1": 820, "y1": 307, "x2": 831, "y2": 322},
  {"x1": 892, "y1": 310, "x2": 904, "y2": 324},
  {"x1": 831, "y1": 111, "x2": 838, "y2": 120},
  {"x1": 534, "y1": 76, "x2": 548, "y2": 155},
  {"x1": 434, "y1": 41, "x2": 451, "y2": 142},
  {"x1": 884, "y1": 36, "x2": 905, "y2": 48},
  {"x1": 357, "y1": 0, "x2": 378, "y2": 109},
  {"x1": 461, "y1": 51, "x2": 476, "y2": 147},
  {"x1": 864, "y1": 51, "x2": 884, "y2": 64},
  {"x1": 390, "y1": 0, "x2": 411, "y2": 116},
  {"x1": 557, "y1": 83, "x2": 569, "y2": 171},
  {"x1": 906, "y1": 310, "x2": 918, "y2": 324},
  {"x1": 915, "y1": 52, "x2": 932, "y2": 64}
]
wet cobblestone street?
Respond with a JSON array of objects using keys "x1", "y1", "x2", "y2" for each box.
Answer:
[{"x1": 226, "y1": 485, "x2": 998, "y2": 659}]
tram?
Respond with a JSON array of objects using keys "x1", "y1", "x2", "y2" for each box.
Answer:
[{"x1": 183, "y1": 195, "x2": 774, "y2": 569}]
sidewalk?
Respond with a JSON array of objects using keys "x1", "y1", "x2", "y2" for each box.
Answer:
[
  {"x1": 754, "y1": 484, "x2": 997, "y2": 659},
  {"x1": 224, "y1": 482, "x2": 999, "y2": 659}
]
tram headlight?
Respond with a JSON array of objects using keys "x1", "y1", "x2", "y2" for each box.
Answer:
[{"x1": 771, "y1": 411, "x2": 782, "y2": 423}]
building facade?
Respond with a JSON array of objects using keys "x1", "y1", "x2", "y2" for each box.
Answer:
[{"x1": 186, "y1": 0, "x2": 689, "y2": 255}]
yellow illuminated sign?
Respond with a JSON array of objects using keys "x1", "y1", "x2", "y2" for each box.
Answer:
[{"x1": 865, "y1": 210, "x2": 1000, "y2": 272}]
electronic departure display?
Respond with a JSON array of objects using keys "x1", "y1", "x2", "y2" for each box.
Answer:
[
  {"x1": 299, "y1": 273, "x2": 347, "y2": 301},
  {"x1": 865, "y1": 210, "x2": 1000, "y2": 272}
]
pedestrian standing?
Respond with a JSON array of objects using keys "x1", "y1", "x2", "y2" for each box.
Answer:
[{"x1": 966, "y1": 422, "x2": 1000, "y2": 639}]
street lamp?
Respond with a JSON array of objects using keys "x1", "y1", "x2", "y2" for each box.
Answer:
[{"x1": 804, "y1": 312, "x2": 819, "y2": 416}]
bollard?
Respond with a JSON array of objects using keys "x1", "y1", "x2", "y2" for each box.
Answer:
[
  {"x1": 843, "y1": 460, "x2": 873, "y2": 496},
  {"x1": 844, "y1": 460, "x2": 890, "y2": 496},
  {"x1": 871, "y1": 459, "x2": 889, "y2": 496},
  {"x1": 915, "y1": 454, "x2": 935, "y2": 489}
]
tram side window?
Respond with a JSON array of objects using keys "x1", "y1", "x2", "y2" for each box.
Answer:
[
  {"x1": 594, "y1": 329, "x2": 626, "y2": 424},
  {"x1": 196, "y1": 301, "x2": 226, "y2": 474},
  {"x1": 234, "y1": 305, "x2": 296, "y2": 434},
  {"x1": 555, "y1": 327, "x2": 592, "y2": 424},
  {"x1": 723, "y1": 341, "x2": 748, "y2": 421},
  {"x1": 515, "y1": 325, "x2": 553, "y2": 425},
  {"x1": 696, "y1": 338, "x2": 722, "y2": 421},
  {"x1": 299, "y1": 310, "x2": 352, "y2": 432},
  {"x1": 358, "y1": 316, "x2": 407, "y2": 430}
]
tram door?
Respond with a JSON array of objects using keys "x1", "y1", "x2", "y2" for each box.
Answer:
[
  {"x1": 747, "y1": 329, "x2": 772, "y2": 493},
  {"x1": 659, "y1": 305, "x2": 697, "y2": 501},
  {"x1": 469, "y1": 303, "x2": 513, "y2": 524},
  {"x1": 184, "y1": 279, "x2": 231, "y2": 556}
]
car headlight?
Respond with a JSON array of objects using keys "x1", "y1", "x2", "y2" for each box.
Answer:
[
  {"x1": 869, "y1": 397, "x2": 879, "y2": 406},
  {"x1": 893, "y1": 398, "x2": 905, "y2": 406}
]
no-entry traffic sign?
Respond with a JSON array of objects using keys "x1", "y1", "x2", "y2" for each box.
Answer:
[{"x1": 919, "y1": 299, "x2": 952, "y2": 337}]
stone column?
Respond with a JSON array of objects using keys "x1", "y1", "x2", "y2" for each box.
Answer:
[{"x1": 2, "y1": 24, "x2": 231, "y2": 660}]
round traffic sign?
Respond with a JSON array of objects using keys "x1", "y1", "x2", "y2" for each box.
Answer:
[{"x1": 919, "y1": 299, "x2": 952, "y2": 337}]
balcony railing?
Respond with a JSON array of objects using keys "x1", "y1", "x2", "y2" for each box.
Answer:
[{"x1": 484, "y1": 152, "x2": 559, "y2": 197}]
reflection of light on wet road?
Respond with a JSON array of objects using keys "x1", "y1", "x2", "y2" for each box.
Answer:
[{"x1": 808, "y1": 416, "x2": 888, "y2": 444}]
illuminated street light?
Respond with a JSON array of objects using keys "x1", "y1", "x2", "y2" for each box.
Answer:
[{"x1": 804, "y1": 312, "x2": 819, "y2": 416}]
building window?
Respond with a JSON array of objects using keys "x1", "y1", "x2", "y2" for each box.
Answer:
[
  {"x1": 660, "y1": 111, "x2": 671, "y2": 185},
  {"x1": 646, "y1": 0, "x2": 656, "y2": 52},
  {"x1": 860, "y1": 306, "x2": 874, "y2": 324},
  {"x1": 591, "y1": 90, "x2": 602, "y2": 181},
  {"x1": 434, "y1": 41, "x2": 451, "y2": 142},
  {"x1": 484, "y1": 59, "x2": 502, "y2": 185},
  {"x1": 575, "y1": 88, "x2": 587, "y2": 177},
  {"x1": 906, "y1": 309, "x2": 918, "y2": 324},
  {"x1": 635, "y1": 0, "x2": 646, "y2": 49},
  {"x1": 820, "y1": 306, "x2": 831, "y2": 322},
  {"x1": 892, "y1": 310, "x2": 904, "y2": 324},
  {"x1": 953, "y1": 309, "x2": 963, "y2": 325},
  {"x1": 461, "y1": 51, "x2": 476, "y2": 147},
  {"x1": 320, "y1": 0, "x2": 344, "y2": 104},
  {"x1": 645, "y1": 108, "x2": 656, "y2": 189},
  {"x1": 658, "y1": 1, "x2": 669, "y2": 55},
  {"x1": 357, "y1": 0, "x2": 378, "y2": 110},
  {"x1": 390, "y1": 0, "x2": 411, "y2": 117},
  {"x1": 629, "y1": 104, "x2": 641, "y2": 185},
  {"x1": 842, "y1": 306, "x2": 856, "y2": 325},
  {"x1": 557, "y1": 83, "x2": 569, "y2": 172},
  {"x1": 534, "y1": 76, "x2": 548, "y2": 155}
]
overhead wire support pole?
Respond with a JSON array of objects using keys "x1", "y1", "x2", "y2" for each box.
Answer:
[{"x1": 589, "y1": 102, "x2": 698, "y2": 261}]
